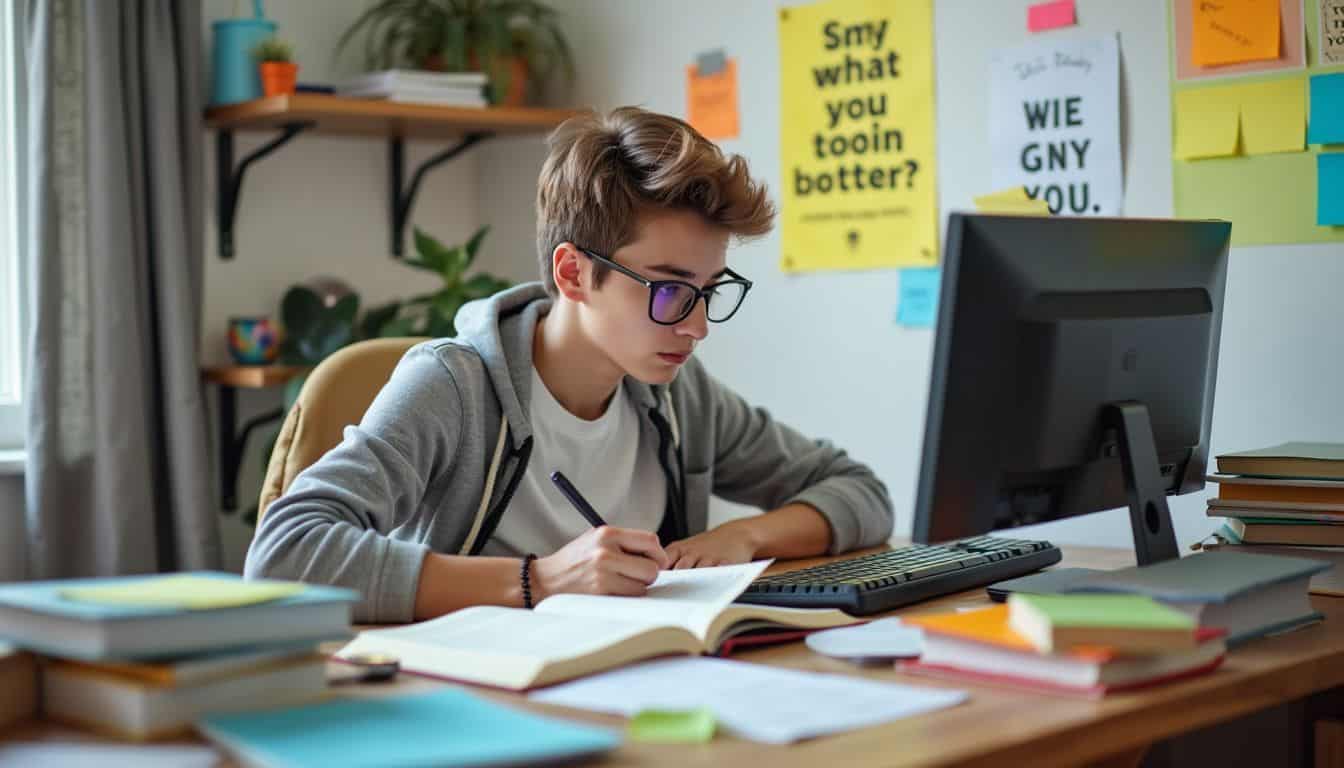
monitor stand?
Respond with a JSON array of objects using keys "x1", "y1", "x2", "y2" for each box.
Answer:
[{"x1": 986, "y1": 401, "x2": 1181, "y2": 599}]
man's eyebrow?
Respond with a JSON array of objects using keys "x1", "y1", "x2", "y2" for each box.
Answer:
[{"x1": 648, "y1": 264, "x2": 730, "y2": 280}]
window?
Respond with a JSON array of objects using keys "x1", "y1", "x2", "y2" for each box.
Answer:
[{"x1": 0, "y1": 0, "x2": 24, "y2": 451}]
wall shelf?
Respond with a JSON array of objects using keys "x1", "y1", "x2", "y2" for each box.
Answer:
[
  {"x1": 202, "y1": 365, "x2": 309, "y2": 512},
  {"x1": 205, "y1": 94, "x2": 582, "y2": 258}
]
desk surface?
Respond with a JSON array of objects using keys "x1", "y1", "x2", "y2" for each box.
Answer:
[{"x1": 12, "y1": 545, "x2": 1344, "y2": 767}]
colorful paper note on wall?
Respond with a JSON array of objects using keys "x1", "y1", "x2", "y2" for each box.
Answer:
[
  {"x1": 896, "y1": 268, "x2": 940, "y2": 328},
  {"x1": 973, "y1": 186, "x2": 1052, "y2": 215},
  {"x1": 989, "y1": 35, "x2": 1123, "y2": 216},
  {"x1": 1173, "y1": 87, "x2": 1241, "y2": 159},
  {"x1": 1028, "y1": 0, "x2": 1076, "y2": 32},
  {"x1": 1308, "y1": 73, "x2": 1344, "y2": 145},
  {"x1": 778, "y1": 0, "x2": 938, "y2": 272},
  {"x1": 1238, "y1": 79, "x2": 1305, "y2": 155},
  {"x1": 1191, "y1": 0, "x2": 1281, "y2": 67},
  {"x1": 687, "y1": 55, "x2": 740, "y2": 140},
  {"x1": 1320, "y1": 0, "x2": 1344, "y2": 65},
  {"x1": 1318, "y1": 153, "x2": 1344, "y2": 225}
]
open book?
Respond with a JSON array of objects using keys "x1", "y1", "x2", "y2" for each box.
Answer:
[{"x1": 335, "y1": 560, "x2": 857, "y2": 690}]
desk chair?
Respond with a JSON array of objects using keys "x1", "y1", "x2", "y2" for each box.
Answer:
[{"x1": 256, "y1": 337, "x2": 428, "y2": 526}]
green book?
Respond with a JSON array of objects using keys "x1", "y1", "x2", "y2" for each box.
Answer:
[{"x1": 1007, "y1": 593, "x2": 1198, "y2": 654}]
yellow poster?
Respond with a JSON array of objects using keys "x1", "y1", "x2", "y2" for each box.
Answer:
[{"x1": 778, "y1": 0, "x2": 937, "y2": 272}]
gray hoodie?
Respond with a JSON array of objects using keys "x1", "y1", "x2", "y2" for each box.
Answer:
[{"x1": 245, "y1": 283, "x2": 893, "y2": 622}]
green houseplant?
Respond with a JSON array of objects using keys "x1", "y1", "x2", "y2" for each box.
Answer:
[
  {"x1": 253, "y1": 37, "x2": 299, "y2": 97},
  {"x1": 335, "y1": 0, "x2": 575, "y2": 105}
]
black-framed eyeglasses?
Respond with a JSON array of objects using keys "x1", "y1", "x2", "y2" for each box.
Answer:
[{"x1": 578, "y1": 247, "x2": 753, "y2": 326}]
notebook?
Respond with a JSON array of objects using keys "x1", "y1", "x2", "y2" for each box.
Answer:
[
  {"x1": 1223, "y1": 517, "x2": 1344, "y2": 546},
  {"x1": 198, "y1": 689, "x2": 619, "y2": 768},
  {"x1": 43, "y1": 654, "x2": 328, "y2": 741},
  {"x1": 0, "y1": 573, "x2": 357, "y2": 660},
  {"x1": 1063, "y1": 552, "x2": 1329, "y2": 645},
  {"x1": 1201, "y1": 531, "x2": 1344, "y2": 597},
  {"x1": 1216, "y1": 442, "x2": 1344, "y2": 479},
  {"x1": 1007, "y1": 593, "x2": 1199, "y2": 654},
  {"x1": 901, "y1": 605, "x2": 1226, "y2": 697},
  {"x1": 336, "y1": 560, "x2": 857, "y2": 690}
]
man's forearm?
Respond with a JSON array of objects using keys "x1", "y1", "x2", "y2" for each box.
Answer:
[
  {"x1": 412, "y1": 553, "x2": 525, "y2": 620},
  {"x1": 725, "y1": 503, "x2": 833, "y2": 560}
]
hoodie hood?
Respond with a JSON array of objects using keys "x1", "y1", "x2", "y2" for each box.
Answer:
[
  {"x1": 452, "y1": 282, "x2": 550, "y2": 449},
  {"x1": 453, "y1": 281, "x2": 669, "y2": 450}
]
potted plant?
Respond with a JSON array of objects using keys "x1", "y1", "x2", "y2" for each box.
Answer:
[
  {"x1": 253, "y1": 37, "x2": 298, "y2": 97},
  {"x1": 335, "y1": 0, "x2": 575, "y2": 106}
]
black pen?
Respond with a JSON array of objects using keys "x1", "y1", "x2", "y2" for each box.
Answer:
[{"x1": 549, "y1": 471, "x2": 608, "y2": 528}]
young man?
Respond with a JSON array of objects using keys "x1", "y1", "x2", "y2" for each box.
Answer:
[{"x1": 246, "y1": 107, "x2": 893, "y2": 623}]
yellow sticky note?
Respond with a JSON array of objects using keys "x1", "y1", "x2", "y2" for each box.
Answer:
[
  {"x1": 973, "y1": 187, "x2": 1051, "y2": 215},
  {"x1": 687, "y1": 59, "x2": 740, "y2": 140},
  {"x1": 1237, "y1": 78, "x2": 1305, "y2": 155},
  {"x1": 60, "y1": 575, "x2": 305, "y2": 610},
  {"x1": 1174, "y1": 87, "x2": 1241, "y2": 159},
  {"x1": 1191, "y1": 0, "x2": 1280, "y2": 68}
]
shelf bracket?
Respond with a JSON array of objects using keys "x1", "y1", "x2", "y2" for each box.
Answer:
[
  {"x1": 217, "y1": 122, "x2": 314, "y2": 260},
  {"x1": 389, "y1": 132, "x2": 492, "y2": 257},
  {"x1": 216, "y1": 384, "x2": 285, "y2": 512}
]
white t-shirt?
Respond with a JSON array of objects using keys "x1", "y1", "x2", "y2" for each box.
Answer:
[{"x1": 479, "y1": 368, "x2": 667, "y2": 558}]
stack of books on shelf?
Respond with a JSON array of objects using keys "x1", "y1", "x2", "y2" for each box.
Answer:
[
  {"x1": 1202, "y1": 442, "x2": 1344, "y2": 596},
  {"x1": 899, "y1": 595, "x2": 1227, "y2": 697},
  {"x1": 0, "y1": 572, "x2": 358, "y2": 740},
  {"x1": 335, "y1": 69, "x2": 489, "y2": 107}
]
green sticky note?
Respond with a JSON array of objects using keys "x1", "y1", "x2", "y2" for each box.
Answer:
[
  {"x1": 1174, "y1": 86, "x2": 1240, "y2": 160},
  {"x1": 627, "y1": 708, "x2": 715, "y2": 744},
  {"x1": 1011, "y1": 593, "x2": 1195, "y2": 629},
  {"x1": 1238, "y1": 78, "x2": 1306, "y2": 156},
  {"x1": 60, "y1": 575, "x2": 305, "y2": 610}
]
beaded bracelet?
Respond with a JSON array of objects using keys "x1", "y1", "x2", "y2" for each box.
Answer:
[{"x1": 521, "y1": 553, "x2": 538, "y2": 609}]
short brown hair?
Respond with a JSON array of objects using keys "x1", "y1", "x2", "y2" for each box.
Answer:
[{"x1": 535, "y1": 107, "x2": 775, "y2": 295}]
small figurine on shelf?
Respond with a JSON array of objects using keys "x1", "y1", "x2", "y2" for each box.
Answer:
[
  {"x1": 227, "y1": 315, "x2": 281, "y2": 365},
  {"x1": 253, "y1": 37, "x2": 298, "y2": 97}
]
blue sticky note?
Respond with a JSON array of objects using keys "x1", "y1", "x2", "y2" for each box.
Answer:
[
  {"x1": 198, "y1": 689, "x2": 619, "y2": 767},
  {"x1": 1318, "y1": 153, "x2": 1344, "y2": 226},
  {"x1": 897, "y1": 268, "x2": 941, "y2": 328},
  {"x1": 1308, "y1": 73, "x2": 1344, "y2": 145}
]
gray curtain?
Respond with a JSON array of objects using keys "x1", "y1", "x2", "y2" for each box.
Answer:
[{"x1": 23, "y1": 0, "x2": 220, "y2": 577}]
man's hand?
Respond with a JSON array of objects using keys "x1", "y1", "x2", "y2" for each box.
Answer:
[
  {"x1": 530, "y1": 527, "x2": 670, "y2": 602},
  {"x1": 665, "y1": 523, "x2": 759, "y2": 569}
]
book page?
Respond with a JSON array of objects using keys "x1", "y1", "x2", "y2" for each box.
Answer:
[
  {"x1": 535, "y1": 560, "x2": 772, "y2": 644},
  {"x1": 340, "y1": 607, "x2": 653, "y2": 665}
]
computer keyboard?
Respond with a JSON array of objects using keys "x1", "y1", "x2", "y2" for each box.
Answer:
[{"x1": 737, "y1": 535, "x2": 1063, "y2": 615}]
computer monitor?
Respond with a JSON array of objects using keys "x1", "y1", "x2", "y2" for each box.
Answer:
[{"x1": 912, "y1": 214, "x2": 1230, "y2": 566}]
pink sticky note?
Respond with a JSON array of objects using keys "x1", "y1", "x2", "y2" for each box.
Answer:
[{"x1": 1028, "y1": 0, "x2": 1076, "y2": 32}]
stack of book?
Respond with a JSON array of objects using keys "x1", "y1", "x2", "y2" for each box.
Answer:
[
  {"x1": 335, "y1": 69, "x2": 489, "y2": 107},
  {"x1": 899, "y1": 595, "x2": 1227, "y2": 696},
  {"x1": 1203, "y1": 442, "x2": 1344, "y2": 595},
  {"x1": 0, "y1": 572, "x2": 358, "y2": 740}
]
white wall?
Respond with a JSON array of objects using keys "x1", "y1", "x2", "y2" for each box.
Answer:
[{"x1": 534, "y1": 0, "x2": 1344, "y2": 552}]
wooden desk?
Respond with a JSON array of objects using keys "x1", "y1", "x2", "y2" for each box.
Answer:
[{"x1": 9, "y1": 546, "x2": 1344, "y2": 767}]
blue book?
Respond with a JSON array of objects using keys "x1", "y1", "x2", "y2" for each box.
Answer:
[
  {"x1": 0, "y1": 572, "x2": 358, "y2": 661},
  {"x1": 198, "y1": 689, "x2": 620, "y2": 768}
]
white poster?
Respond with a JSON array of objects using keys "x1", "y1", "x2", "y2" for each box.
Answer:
[
  {"x1": 1322, "y1": 0, "x2": 1344, "y2": 65},
  {"x1": 989, "y1": 34, "x2": 1122, "y2": 216}
]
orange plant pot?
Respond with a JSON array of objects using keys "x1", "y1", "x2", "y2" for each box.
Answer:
[{"x1": 259, "y1": 61, "x2": 298, "y2": 97}]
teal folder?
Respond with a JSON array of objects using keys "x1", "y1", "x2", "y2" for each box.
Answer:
[{"x1": 198, "y1": 689, "x2": 620, "y2": 767}]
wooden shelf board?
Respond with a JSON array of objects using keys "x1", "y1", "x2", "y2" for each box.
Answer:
[
  {"x1": 205, "y1": 93, "x2": 583, "y2": 138},
  {"x1": 202, "y1": 365, "x2": 308, "y2": 389}
]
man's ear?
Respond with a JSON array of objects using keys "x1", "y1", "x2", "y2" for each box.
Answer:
[{"x1": 552, "y1": 243, "x2": 588, "y2": 302}]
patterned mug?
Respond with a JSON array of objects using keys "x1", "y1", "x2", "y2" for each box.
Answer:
[{"x1": 227, "y1": 316, "x2": 280, "y2": 365}]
